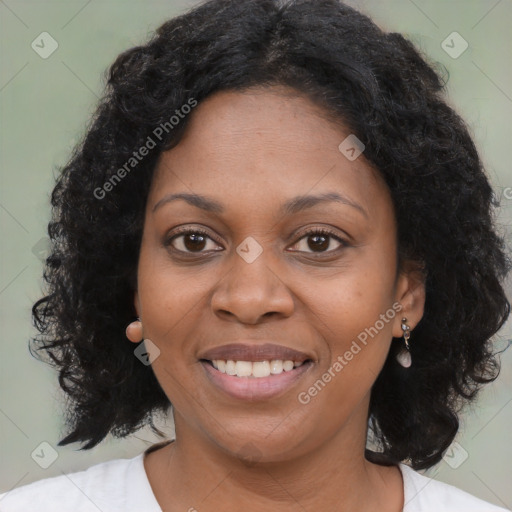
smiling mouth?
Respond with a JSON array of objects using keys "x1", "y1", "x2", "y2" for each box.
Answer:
[
  {"x1": 201, "y1": 359, "x2": 313, "y2": 378},
  {"x1": 198, "y1": 342, "x2": 315, "y2": 400}
]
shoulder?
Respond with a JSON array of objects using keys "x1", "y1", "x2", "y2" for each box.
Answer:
[
  {"x1": 0, "y1": 453, "x2": 161, "y2": 512},
  {"x1": 400, "y1": 463, "x2": 510, "y2": 512}
]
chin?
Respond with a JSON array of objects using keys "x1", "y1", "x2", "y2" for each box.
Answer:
[{"x1": 207, "y1": 422, "x2": 314, "y2": 465}]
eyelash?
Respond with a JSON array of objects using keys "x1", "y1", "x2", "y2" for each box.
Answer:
[{"x1": 164, "y1": 226, "x2": 348, "y2": 257}]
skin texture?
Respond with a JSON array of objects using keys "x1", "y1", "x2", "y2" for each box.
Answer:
[{"x1": 127, "y1": 86, "x2": 425, "y2": 511}]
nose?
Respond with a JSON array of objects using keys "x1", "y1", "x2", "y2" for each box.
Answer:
[{"x1": 211, "y1": 248, "x2": 295, "y2": 325}]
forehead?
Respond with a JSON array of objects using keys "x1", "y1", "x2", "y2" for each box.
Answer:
[{"x1": 148, "y1": 87, "x2": 390, "y2": 217}]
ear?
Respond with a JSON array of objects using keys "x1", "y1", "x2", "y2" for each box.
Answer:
[
  {"x1": 392, "y1": 261, "x2": 426, "y2": 338},
  {"x1": 126, "y1": 291, "x2": 143, "y2": 343},
  {"x1": 133, "y1": 290, "x2": 141, "y2": 318}
]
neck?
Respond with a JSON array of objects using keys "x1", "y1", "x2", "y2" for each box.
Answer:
[{"x1": 144, "y1": 399, "x2": 403, "y2": 512}]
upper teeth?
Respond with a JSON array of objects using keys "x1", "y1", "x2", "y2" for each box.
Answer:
[{"x1": 211, "y1": 360, "x2": 305, "y2": 378}]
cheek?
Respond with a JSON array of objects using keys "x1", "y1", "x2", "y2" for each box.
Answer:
[
  {"x1": 135, "y1": 252, "x2": 211, "y2": 411},
  {"x1": 135, "y1": 244, "x2": 211, "y2": 357},
  {"x1": 300, "y1": 251, "x2": 398, "y2": 385},
  {"x1": 294, "y1": 270, "x2": 397, "y2": 431}
]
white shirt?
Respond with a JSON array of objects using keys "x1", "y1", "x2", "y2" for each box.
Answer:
[{"x1": 0, "y1": 452, "x2": 509, "y2": 511}]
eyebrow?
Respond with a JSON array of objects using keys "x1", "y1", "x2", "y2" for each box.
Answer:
[{"x1": 152, "y1": 191, "x2": 368, "y2": 218}]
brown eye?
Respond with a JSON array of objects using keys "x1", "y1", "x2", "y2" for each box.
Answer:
[
  {"x1": 165, "y1": 229, "x2": 222, "y2": 254},
  {"x1": 290, "y1": 228, "x2": 347, "y2": 254}
]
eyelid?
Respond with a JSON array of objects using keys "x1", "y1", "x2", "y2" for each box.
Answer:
[
  {"x1": 291, "y1": 225, "x2": 349, "y2": 243},
  {"x1": 286, "y1": 226, "x2": 349, "y2": 254},
  {"x1": 165, "y1": 225, "x2": 223, "y2": 249},
  {"x1": 170, "y1": 225, "x2": 217, "y2": 239},
  {"x1": 164, "y1": 224, "x2": 350, "y2": 256}
]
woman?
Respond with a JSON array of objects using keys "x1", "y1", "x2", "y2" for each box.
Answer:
[{"x1": 1, "y1": 0, "x2": 510, "y2": 510}]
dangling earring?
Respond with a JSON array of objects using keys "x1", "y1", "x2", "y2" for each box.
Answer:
[
  {"x1": 396, "y1": 317, "x2": 412, "y2": 368},
  {"x1": 126, "y1": 317, "x2": 143, "y2": 343}
]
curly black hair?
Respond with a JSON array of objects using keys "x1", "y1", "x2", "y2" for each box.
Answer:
[{"x1": 30, "y1": 0, "x2": 510, "y2": 471}]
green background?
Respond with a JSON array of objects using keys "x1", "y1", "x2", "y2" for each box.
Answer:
[{"x1": 1, "y1": 0, "x2": 511, "y2": 507}]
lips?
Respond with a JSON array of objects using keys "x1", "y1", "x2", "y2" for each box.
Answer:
[
  {"x1": 199, "y1": 343, "x2": 313, "y2": 363},
  {"x1": 198, "y1": 342, "x2": 315, "y2": 401}
]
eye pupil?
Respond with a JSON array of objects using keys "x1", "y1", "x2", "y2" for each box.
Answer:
[
  {"x1": 184, "y1": 233, "x2": 207, "y2": 252},
  {"x1": 308, "y1": 234, "x2": 329, "y2": 252},
  {"x1": 169, "y1": 229, "x2": 342, "y2": 256}
]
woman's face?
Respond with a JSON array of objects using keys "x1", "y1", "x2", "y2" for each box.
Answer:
[{"x1": 134, "y1": 86, "x2": 424, "y2": 462}]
